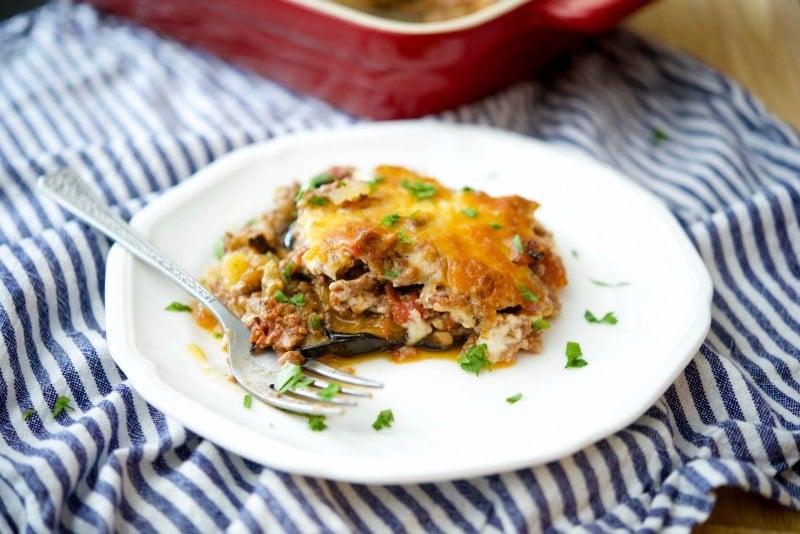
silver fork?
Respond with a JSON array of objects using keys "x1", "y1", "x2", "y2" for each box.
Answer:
[{"x1": 38, "y1": 168, "x2": 382, "y2": 416}]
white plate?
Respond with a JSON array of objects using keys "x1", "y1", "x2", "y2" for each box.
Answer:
[{"x1": 105, "y1": 121, "x2": 712, "y2": 484}]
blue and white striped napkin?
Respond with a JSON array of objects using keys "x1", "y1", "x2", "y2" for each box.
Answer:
[{"x1": 2, "y1": 1, "x2": 799, "y2": 531}]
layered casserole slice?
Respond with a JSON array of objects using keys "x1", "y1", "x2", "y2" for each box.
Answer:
[{"x1": 204, "y1": 165, "x2": 567, "y2": 366}]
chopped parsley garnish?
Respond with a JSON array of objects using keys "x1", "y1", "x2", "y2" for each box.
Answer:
[
  {"x1": 309, "y1": 313, "x2": 323, "y2": 329},
  {"x1": 274, "y1": 291, "x2": 305, "y2": 307},
  {"x1": 243, "y1": 394, "x2": 253, "y2": 409},
  {"x1": 52, "y1": 395, "x2": 74, "y2": 417},
  {"x1": 590, "y1": 279, "x2": 630, "y2": 288},
  {"x1": 282, "y1": 260, "x2": 294, "y2": 280},
  {"x1": 512, "y1": 234, "x2": 523, "y2": 253},
  {"x1": 489, "y1": 222, "x2": 503, "y2": 230},
  {"x1": 401, "y1": 179, "x2": 437, "y2": 200},
  {"x1": 274, "y1": 363, "x2": 301, "y2": 392},
  {"x1": 461, "y1": 207, "x2": 479, "y2": 218},
  {"x1": 165, "y1": 301, "x2": 191, "y2": 312},
  {"x1": 506, "y1": 393, "x2": 523, "y2": 404},
  {"x1": 307, "y1": 196, "x2": 326, "y2": 206},
  {"x1": 309, "y1": 172, "x2": 335, "y2": 189},
  {"x1": 459, "y1": 344, "x2": 492, "y2": 376},
  {"x1": 294, "y1": 172, "x2": 336, "y2": 206},
  {"x1": 532, "y1": 318, "x2": 550, "y2": 331},
  {"x1": 368, "y1": 175, "x2": 385, "y2": 191},
  {"x1": 462, "y1": 186, "x2": 475, "y2": 193},
  {"x1": 213, "y1": 236, "x2": 225, "y2": 260},
  {"x1": 518, "y1": 285, "x2": 539, "y2": 302},
  {"x1": 295, "y1": 173, "x2": 336, "y2": 202},
  {"x1": 571, "y1": 249, "x2": 579, "y2": 259},
  {"x1": 308, "y1": 415, "x2": 327, "y2": 431},
  {"x1": 384, "y1": 269, "x2": 400, "y2": 278},
  {"x1": 372, "y1": 409, "x2": 394, "y2": 430},
  {"x1": 565, "y1": 341, "x2": 588, "y2": 368},
  {"x1": 274, "y1": 364, "x2": 314, "y2": 393},
  {"x1": 584, "y1": 310, "x2": 618, "y2": 325},
  {"x1": 21, "y1": 408, "x2": 35, "y2": 420},
  {"x1": 397, "y1": 231, "x2": 412, "y2": 244},
  {"x1": 317, "y1": 383, "x2": 341, "y2": 400},
  {"x1": 651, "y1": 128, "x2": 669, "y2": 145},
  {"x1": 380, "y1": 213, "x2": 401, "y2": 226}
]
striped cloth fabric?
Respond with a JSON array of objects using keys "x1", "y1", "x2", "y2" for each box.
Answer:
[{"x1": 2, "y1": 1, "x2": 799, "y2": 531}]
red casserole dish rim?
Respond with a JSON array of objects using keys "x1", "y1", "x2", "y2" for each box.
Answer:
[
  {"x1": 272, "y1": 0, "x2": 650, "y2": 34},
  {"x1": 279, "y1": 0, "x2": 531, "y2": 33}
]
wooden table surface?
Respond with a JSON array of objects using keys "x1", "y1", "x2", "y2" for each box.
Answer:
[{"x1": 623, "y1": 0, "x2": 800, "y2": 531}]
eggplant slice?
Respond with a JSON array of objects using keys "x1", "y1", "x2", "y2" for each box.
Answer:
[
  {"x1": 299, "y1": 330, "x2": 402, "y2": 359},
  {"x1": 299, "y1": 327, "x2": 468, "y2": 359}
]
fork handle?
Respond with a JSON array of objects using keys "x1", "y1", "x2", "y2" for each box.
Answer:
[{"x1": 38, "y1": 168, "x2": 239, "y2": 326}]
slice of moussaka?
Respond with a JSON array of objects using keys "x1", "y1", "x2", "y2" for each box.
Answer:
[{"x1": 203, "y1": 165, "x2": 567, "y2": 366}]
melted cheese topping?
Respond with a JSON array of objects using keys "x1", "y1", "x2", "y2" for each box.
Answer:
[{"x1": 295, "y1": 166, "x2": 565, "y2": 327}]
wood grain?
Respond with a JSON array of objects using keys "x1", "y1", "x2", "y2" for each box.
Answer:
[
  {"x1": 624, "y1": 0, "x2": 800, "y2": 131},
  {"x1": 622, "y1": 0, "x2": 800, "y2": 530}
]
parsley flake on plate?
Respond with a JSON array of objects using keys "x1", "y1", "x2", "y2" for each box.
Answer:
[
  {"x1": 565, "y1": 341, "x2": 588, "y2": 369},
  {"x1": 459, "y1": 344, "x2": 492, "y2": 376},
  {"x1": 243, "y1": 394, "x2": 253, "y2": 409},
  {"x1": 506, "y1": 393, "x2": 523, "y2": 404},
  {"x1": 590, "y1": 279, "x2": 630, "y2": 288},
  {"x1": 165, "y1": 301, "x2": 191, "y2": 312},
  {"x1": 584, "y1": 310, "x2": 618, "y2": 325},
  {"x1": 21, "y1": 408, "x2": 35, "y2": 420},
  {"x1": 372, "y1": 409, "x2": 394, "y2": 431},
  {"x1": 461, "y1": 207, "x2": 479, "y2": 218},
  {"x1": 308, "y1": 415, "x2": 327, "y2": 431}
]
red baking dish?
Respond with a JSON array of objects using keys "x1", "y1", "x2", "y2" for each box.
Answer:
[{"x1": 84, "y1": 0, "x2": 651, "y2": 119}]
